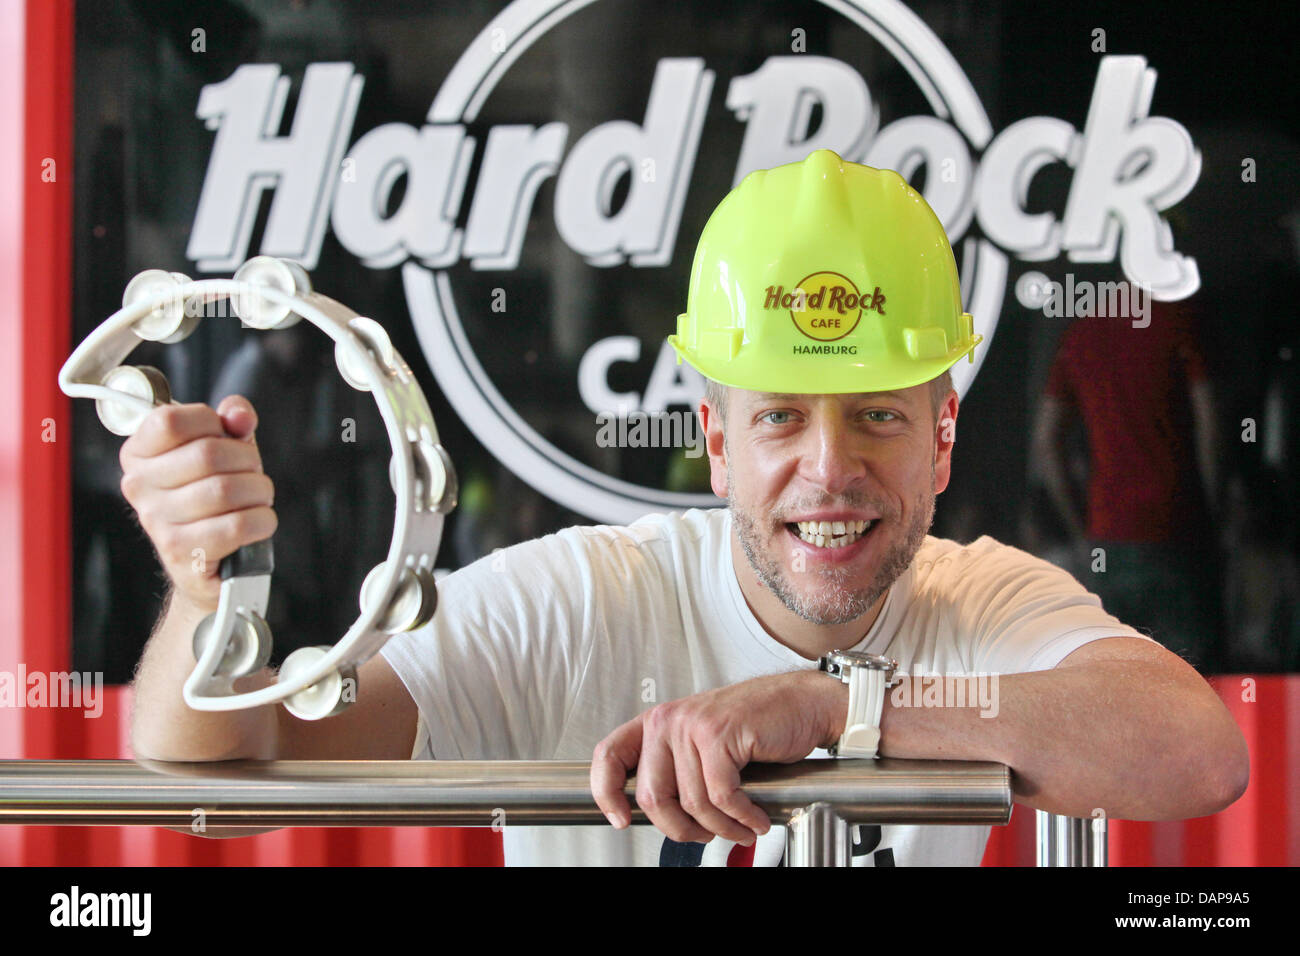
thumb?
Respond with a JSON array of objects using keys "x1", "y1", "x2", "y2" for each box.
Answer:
[{"x1": 216, "y1": 394, "x2": 259, "y2": 444}]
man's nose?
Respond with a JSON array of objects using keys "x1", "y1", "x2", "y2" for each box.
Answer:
[{"x1": 800, "y1": 414, "x2": 866, "y2": 495}]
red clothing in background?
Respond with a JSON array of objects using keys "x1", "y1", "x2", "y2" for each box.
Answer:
[{"x1": 1044, "y1": 301, "x2": 1209, "y2": 543}]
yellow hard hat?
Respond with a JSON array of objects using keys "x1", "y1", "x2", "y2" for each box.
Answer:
[{"x1": 668, "y1": 149, "x2": 980, "y2": 393}]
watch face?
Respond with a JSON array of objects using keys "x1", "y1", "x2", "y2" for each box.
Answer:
[{"x1": 831, "y1": 650, "x2": 896, "y2": 671}]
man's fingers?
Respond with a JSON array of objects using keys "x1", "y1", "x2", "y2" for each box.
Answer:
[
  {"x1": 636, "y1": 731, "x2": 711, "y2": 844},
  {"x1": 674, "y1": 739, "x2": 756, "y2": 846},
  {"x1": 590, "y1": 717, "x2": 642, "y2": 829},
  {"x1": 216, "y1": 394, "x2": 259, "y2": 444},
  {"x1": 122, "y1": 403, "x2": 230, "y2": 461},
  {"x1": 167, "y1": 472, "x2": 275, "y2": 524},
  {"x1": 698, "y1": 740, "x2": 770, "y2": 837},
  {"x1": 152, "y1": 507, "x2": 278, "y2": 573},
  {"x1": 130, "y1": 436, "x2": 265, "y2": 491}
]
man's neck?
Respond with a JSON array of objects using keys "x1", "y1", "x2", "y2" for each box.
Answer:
[{"x1": 729, "y1": 529, "x2": 888, "y2": 661}]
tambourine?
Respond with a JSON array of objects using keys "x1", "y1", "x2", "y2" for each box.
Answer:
[{"x1": 59, "y1": 257, "x2": 456, "y2": 720}]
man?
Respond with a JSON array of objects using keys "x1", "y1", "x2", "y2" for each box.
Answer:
[{"x1": 124, "y1": 150, "x2": 1248, "y2": 866}]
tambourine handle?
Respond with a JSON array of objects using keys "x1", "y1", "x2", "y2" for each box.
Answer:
[{"x1": 219, "y1": 538, "x2": 275, "y2": 580}]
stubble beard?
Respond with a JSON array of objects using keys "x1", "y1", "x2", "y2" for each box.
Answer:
[{"x1": 728, "y1": 463, "x2": 936, "y2": 627}]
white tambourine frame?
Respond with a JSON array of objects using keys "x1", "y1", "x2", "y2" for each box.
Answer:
[{"x1": 59, "y1": 261, "x2": 455, "y2": 719}]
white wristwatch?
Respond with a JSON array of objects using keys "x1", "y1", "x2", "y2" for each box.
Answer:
[{"x1": 817, "y1": 650, "x2": 899, "y2": 758}]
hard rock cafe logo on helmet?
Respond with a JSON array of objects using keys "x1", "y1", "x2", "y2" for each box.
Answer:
[
  {"x1": 183, "y1": 0, "x2": 1202, "y2": 524},
  {"x1": 768, "y1": 273, "x2": 884, "y2": 342}
]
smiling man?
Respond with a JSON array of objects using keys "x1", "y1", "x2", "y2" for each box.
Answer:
[
  {"x1": 582, "y1": 148, "x2": 1247, "y2": 862},
  {"x1": 719, "y1": 383, "x2": 947, "y2": 644},
  {"x1": 127, "y1": 149, "x2": 1248, "y2": 866}
]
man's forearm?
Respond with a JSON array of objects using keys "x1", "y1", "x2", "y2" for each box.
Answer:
[
  {"x1": 816, "y1": 663, "x2": 1247, "y2": 820},
  {"x1": 130, "y1": 587, "x2": 280, "y2": 762}
]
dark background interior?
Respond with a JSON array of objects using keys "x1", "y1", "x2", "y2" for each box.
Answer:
[{"x1": 68, "y1": 0, "x2": 1300, "y2": 680}]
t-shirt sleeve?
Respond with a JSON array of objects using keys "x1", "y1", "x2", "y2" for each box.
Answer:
[
  {"x1": 379, "y1": 531, "x2": 597, "y2": 761},
  {"x1": 957, "y1": 539, "x2": 1153, "y2": 674}
]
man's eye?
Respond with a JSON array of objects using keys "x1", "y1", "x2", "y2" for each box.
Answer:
[
  {"x1": 864, "y1": 410, "x2": 897, "y2": 423},
  {"x1": 761, "y1": 410, "x2": 793, "y2": 425}
]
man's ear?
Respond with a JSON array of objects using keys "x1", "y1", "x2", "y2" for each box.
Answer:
[
  {"x1": 933, "y1": 389, "x2": 959, "y2": 495},
  {"x1": 698, "y1": 397, "x2": 729, "y2": 499}
]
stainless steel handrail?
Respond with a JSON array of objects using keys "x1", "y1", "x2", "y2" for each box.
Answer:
[{"x1": 0, "y1": 758, "x2": 1012, "y2": 829}]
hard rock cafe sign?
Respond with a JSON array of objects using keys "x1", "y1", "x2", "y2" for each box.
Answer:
[{"x1": 185, "y1": 0, "x2": 1200, "y2": 523}]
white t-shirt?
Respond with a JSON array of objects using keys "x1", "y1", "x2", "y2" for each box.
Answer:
[{"x1": 380, "y1": 507, "x2": 1148, "y2": 866}]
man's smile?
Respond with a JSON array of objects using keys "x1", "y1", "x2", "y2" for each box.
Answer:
[
  {"x1": 783, "y1": 517, "x2": 881, "y2": 565},
  {"x1": 788, "y1": 517, "x2": 877, "y2": 548}
]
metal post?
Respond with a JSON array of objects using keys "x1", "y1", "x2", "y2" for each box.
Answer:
[
  {"x1": 1035, "y1": 811, "x2": 1108, "y2": 866},
  {"x1": 1036, "y1": 808, "x2": 1051, "y2": 866},
  {"x1": 786, "y1": 801, "x2": 851, "y2": 866},
  {"x1": 1090, "y1": 812, "x2": 1109, "y2": 866}
]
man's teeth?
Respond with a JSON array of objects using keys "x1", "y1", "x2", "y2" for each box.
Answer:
[{"x1": 793, "y1": 519, "x2": 873, "y2": 548}]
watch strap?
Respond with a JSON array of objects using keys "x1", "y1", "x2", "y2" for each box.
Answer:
[{"x1": 836, "y1": 664, "x2": 885, "y2": 758}]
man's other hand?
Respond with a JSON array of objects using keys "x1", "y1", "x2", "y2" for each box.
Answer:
[{"x1": 589, "y1": 670, "x2": 842, "y2": 845}]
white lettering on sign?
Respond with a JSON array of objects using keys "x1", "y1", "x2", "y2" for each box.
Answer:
[
  {"x1": 578, "y1": 337, "x2": 704, "y2": 416},
  {"x1": 187, "y1": 63, "x2": 362, "y2": 271},
  {"x1": 331, "y1": 122, "x2": 471, "y2": 269},
  {"x1": 976, "y1": 116, "x2": 1075, "y2": 260},
  {"x1": 726, "y1": 56, "x2": 875, "y2": 186},
  {"x1": 554, "y1": 58, "x2": 713, "y2": 268},
  {"x1": 1060, "y1": 57, "x2": 1201, "y2": 298},
  {"x1": 188, "y1": 55, "x2": 1197, "y2": 302},
  {"x1": 463, "y1": 123, "x2": 568, "y2": 270}
]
